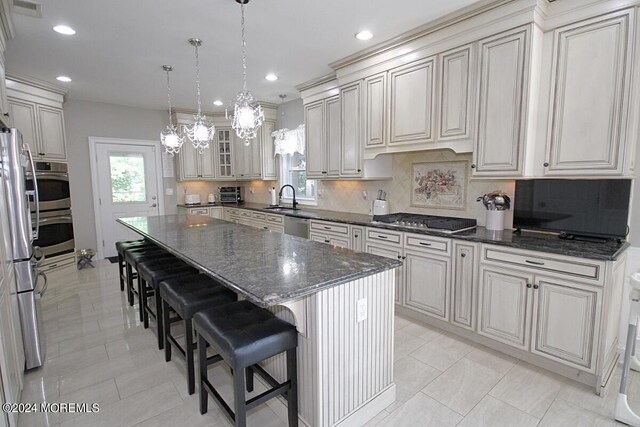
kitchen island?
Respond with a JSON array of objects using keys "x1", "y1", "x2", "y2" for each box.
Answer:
[{"x1": 118, "y1": 214, "x2": 402, "y2": 427}]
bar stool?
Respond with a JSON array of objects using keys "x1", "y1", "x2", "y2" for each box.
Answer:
[
  {"x1": 194, "y1": 300, "x2": 298, "y2": 427},
  {"x1": 159, "y1": 275, "x2": 236, "y2": 395},
  {"x1": 115, "y1": 240, "x2": 154, "y2": 291},
  {"x1": 136, "y1": 259, "x2": 198, "y2": 350},
  {"x1": 123, "y1": 247, "x2": 173, "y2": 307}
]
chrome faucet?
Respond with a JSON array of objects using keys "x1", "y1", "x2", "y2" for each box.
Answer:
[{"x1": 278, "y1": 184, "x2": 298, "y2": 210}]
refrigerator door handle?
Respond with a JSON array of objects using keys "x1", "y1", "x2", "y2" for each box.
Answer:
[
  {"x1": 23, "y1": 143, "x2": 40, "y2": 239},
  {"x1": 35, "y1": 271, "x2": 48, "y2": 299}
]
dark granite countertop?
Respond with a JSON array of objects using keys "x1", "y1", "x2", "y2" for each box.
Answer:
[
  {"x1": 177, "y1": 203, "x2": 223, "y2": 208},
  {"x1": 117, "y1": 215, "x2": 402, "y2": 307},
  {"x1": 209, "y1": 202, "x2": 628, "y2": 261}
]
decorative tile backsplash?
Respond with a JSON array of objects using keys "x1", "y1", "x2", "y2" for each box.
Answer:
[{"x1": 176, "y1": 150, "x2": 515, "y2": 227}]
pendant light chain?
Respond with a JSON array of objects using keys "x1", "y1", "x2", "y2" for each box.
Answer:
[
  {"x1": 165, "y1": 68, "x2": 173, "y2": 123},
  {"x1": 160, "y1": 65, "x2": 183, "y2": 155},
  {"x1": 185, "y1": 38, "x2": 214, "y2": 152},
  {"x1": 241, "y1": 2, "x2": 247, "y2": 92},
  {"x1": 195, "y1": 42, "x2": 203, "y2": 114}
]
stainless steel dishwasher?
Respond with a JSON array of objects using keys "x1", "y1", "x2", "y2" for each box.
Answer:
[{"x1": 284, "y1": 216, "x2": 309, "y2": 239}]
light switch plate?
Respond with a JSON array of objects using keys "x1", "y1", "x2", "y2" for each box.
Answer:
[
  {"x1": 165, "y1": 188, "x2": 174, "y2": 196},
  {"x1": 357, "y1": 298, "x2": 367, "y2": 322}
]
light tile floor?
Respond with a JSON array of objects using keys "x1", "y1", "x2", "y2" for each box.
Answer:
[{"x1": 17, "y1": 260, "x2": 640, "y2": 426}]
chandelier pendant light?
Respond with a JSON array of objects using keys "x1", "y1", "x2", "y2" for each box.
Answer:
[
  {"x1": 160, "y1": 65, "x2": 184, "y2": 155},
  {"x1": 232, "y1": 0, "x2": 264, "y2": 145},
  {"x1": 185, "y1": 38, "x2": 214, "y2": 152}
]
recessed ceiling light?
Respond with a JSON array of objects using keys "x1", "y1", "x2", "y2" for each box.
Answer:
[
  {"x1": 53, "y1": 25, "x2": 76, "y2": 35},
  {"x1": 213, "y1": 100, "x2": 223, "y2": 106},
  {"x1": 265, "y1": 74, "x2": 278, "y2": 81},
  {"x1": 56, "y1": 76, "x2": 72, "y2": 82},
  {"x1": 355, "y1": 30, "x2": 374, "y2": 41}
]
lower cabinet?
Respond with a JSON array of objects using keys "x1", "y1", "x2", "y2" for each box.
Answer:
[
  {"x1": 209, "y1": 207, "x2": 223, "y2": 219},
  {"x1": 365, "y1": 242, "x2": 403, "y2": 304},
  {"x1": 351, "y1": 226, "x2": 364, "y2": 252},
  {"x1": 403, "y1": 249, "x2": 450, "y2": 321},
  {"x1": 451, "y1": 242, "x2": 477, "y2": 331},
  {"x1": 478, "y1": 267, "x2": 533, "y2": 350},
  {"x1": 309, "y1": 232, "x2": 350, "y2": 249},
  {"x1": 531, "y1": 276, "x2": 600, "y2": 372}
]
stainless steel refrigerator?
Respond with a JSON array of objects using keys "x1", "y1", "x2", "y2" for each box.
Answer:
[{"x1": 0, "y1": 128, "x2": 46, "y2": 369}]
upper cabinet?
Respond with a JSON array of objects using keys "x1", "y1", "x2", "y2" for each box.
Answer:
[
  {"x1": 389, "y1": 57, "x2": 436, "y2": 145},
  {"x1": 304, "y1": 94, "x2": 342, "y2": 179},
  {"x1": 472, "y1": 27, "x2": 530, "y2": 176},
  {"x1": 0, "y1": 56, "x2": 8, "y2": 121},
  {"x1": 543, "y1": 11, "x2": 633, "y2": 176},
  {"x1": 340, "y1": 82, "x2": 363, "y2": 177},
  {"x1": 177, "y1": 123, "x2": 216, "y2": 180},
  {"x1": 439, "y1": 45, "x2": 473, "y2": 141},
  {"x1": 6, "y1": 77, "x2": 68, "y2": 161},
  {"x1": 261, "y1": 121, "x2": 277, "y2": 180},
  {"x1": 216, "y1": 128, "x2": 235, "y2": 179},
  {"x1": 363, "y1": 73, "x2": 386, "y2": 148}
]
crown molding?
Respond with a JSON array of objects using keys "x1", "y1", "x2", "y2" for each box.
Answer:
[
  {"x1": 6, "y1": 72, "x2": 68, "y2": 96},
  {"x1": 295, "y1": 73, "x2": 337, "y2": 92}
]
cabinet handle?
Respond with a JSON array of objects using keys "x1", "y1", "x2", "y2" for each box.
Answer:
[
  {"x1": 525, "y1": 260, "x2": 545, "y2": 266},
  {"x1": 543, "y1": 162, "x2": 549, "y2": 167},
  {"x1": 263, "y1": 226, "x2": 268, "y2": 230},
  {"x1": 377, "y1": 235, "x2": 388, "y2": 239},
  {"x1": 533, "y1": 284, "x2": 539, "y2": 290},
  {"x1": 460, "y1": 253, "x2": 466, "y2": 258},
  {"x1": 323, "y1": 226, "x2": 331, "y2": 230},
  {"x1": 397, "y1": 255, "x2": 402, "y2": 259},
  {"x1": 471, "y1": 164, "x2": 476, "y2": 169},
  {"x1": 357, "y1": 169, "x2": 362, "y2": 172},
  {"x1": 354, "y1": 235, "x2": 358, "y2": 238},
  {"x1": 2, "y1": 113, "x2": 8, "y2": 117},
  {"x1": 418, "y1": 242, "x2": 432, "y2": 246},
  {"x1": 322, "y1": 171, "x2": 327, "y2": 174},
  {"x1": 526, "y1": 283, "x2": 532, "y2": 288},
  {"x1": 325, "y1": 240, "x2": 330, "y2": 243},
  {"x1": 402, "y1": 256, "x2": 406, "y2": 260}
]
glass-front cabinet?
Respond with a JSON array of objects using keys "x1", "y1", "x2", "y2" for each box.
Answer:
[{"x1": 217, "y1": 128, "x2": 234, "y2": 179}]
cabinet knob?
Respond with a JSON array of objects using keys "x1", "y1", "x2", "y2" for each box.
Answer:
[
  {"x1": 2, "y1": 113, "x2": 8, "y2": 117},
  {"x1": 354, "y1": 234, "x2": 358, "y2": 238},
  {"x1": 357, "y1": 169, "x2": 362, "y2": 173},
  {"x1": 526, "y1": 283, "x2": 532, "y2": 288},
  {"x1": 471, "y1": 164, "x2": 476, "y2": 169},
  {"x1": 322, "y1": 171, "x2": 327, "y2": 174},
  {"x1": 460, "y1": 253, "x2": 466, "y2": 258},
  {"x1": 533, "y1": 284, "x2": 539, "y2": 290},
  {"x1": 397, "y1": 255, "x2": 402, "y2": 260},
  {"x1": 402, "y1": 256, "x2": 406, "y2": 260},
  {"x1": 543, "y1": 162, "x2": 549, "y2": 167}
]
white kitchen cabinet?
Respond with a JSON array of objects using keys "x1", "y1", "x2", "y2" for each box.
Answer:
[
  {"x1": 366, "y1": 242, "x2": 403, "y2": 304},
  {"x1": 451, "y1": 242, "x2": 477, "y2": 331},
  {"x1": 364, "y1": 72, "x2": 387, "y2": 148},
  {"x1": 216, "y1": 128, "x2": 235, "y2": 179},
  {"x1": 544, "y1": 11, "x2": 632, "y2": 176},
  {"x1": 438, "y1": 45, "x2": 473, "y2": 141},
  {"x1": 178, "y1": 126, "x2": 215, "y2": 180},
  {"x1": 0, "y1": 57, "x2": 8, "y2": 122},
  {"x1": 326, "y1": 96, "x2": 341, "y2": 177},
  {"x1": 478, "y1": 266, "x2": 533, "y2": 350},
  {"x1": 304, "y1": 100, "x2": 325, "y2": 178},
  {"x1": 309, "y1": 232, "x2": 350, "y2": 249},
  {"x1": 389, "y1": 57, "x2": 436, "y2": 145},
  {"x1": 473, "y1": 27, "x2": 530, "y2": 176},
  {"x1": 531, "y1": 276, "x2": 600, "y2": 371},
  {"x1": 209, "y1": 207, "x2": 224, "y2": 219},
  {"x1": 340, "y1": 82, "x2": 363, "y2": 177},
  {"x1": 261, "y1": 121, "x2": 277, "y2": 180},
  {"x1": 7, "y1": 99, "x2": 37, "y2": 153},
  {"x1": 250, "y1": 131, "x2": 262, "y2": 178},
  {"x1": 403, "y1": 249, "x2": 450, "y2": 321},
  {"x1": 234, "y1": 136, "x2": 254, "y2": 179},
  {"x1": 351, "y1": 226, "x2": 364, "y2": 252}
]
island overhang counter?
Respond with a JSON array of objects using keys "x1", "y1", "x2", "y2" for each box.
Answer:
[{"x1": 117, "y1": 214, "x2": 402, "y2": 427}]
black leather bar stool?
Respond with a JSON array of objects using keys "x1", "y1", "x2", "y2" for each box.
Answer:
[
  {"x1": 115, "y1": 240, "x2": 154, "y2": 291},
  {"x1": 136, "y1": 259, "x2": 199, "y2": 350},
  {"x1": 194, "y1": 300, "x2": 298, "y2": 427},
  {"x1": 159, "y1": 276, "x2": 236, "y2": 395},
  {"x1": 123, "y1": 247, "x2": 173, "y2": 307}
]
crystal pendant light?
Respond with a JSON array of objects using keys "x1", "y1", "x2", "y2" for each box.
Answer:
[
  {"x1": 160, "y1": 65, "x2": 183, "y2": 155},
  {"x1": 232, "y1": 0, "x2": 264, "y2": 145},
  {"x1": 185, "y1": 38, "x2": 214, "y2": 152}
]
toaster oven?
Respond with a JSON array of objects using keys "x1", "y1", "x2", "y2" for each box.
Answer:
[{"x1": 219, "y1": 187, "x2": 243, "y2": 204}]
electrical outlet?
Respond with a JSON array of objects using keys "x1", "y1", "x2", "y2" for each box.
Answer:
[
  {"x1": 249, "y1": 187, "x2": 255, "y2": 194},
  {"x1": 357, "y1": 298, "x2": 367, "y2": 322},
  {"x1": 318, "y1": 189, "x2": 324, "y2": 199},
  {"x1": 362, "y1": 191, "x2": 368, "y2": 200}
]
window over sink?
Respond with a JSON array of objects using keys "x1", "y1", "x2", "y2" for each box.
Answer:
[{"x1": 274, "y1": 125, "x2": 317, "y2": 204}]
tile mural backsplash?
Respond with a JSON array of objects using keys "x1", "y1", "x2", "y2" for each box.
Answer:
[{"x1": 176, "y1": 150, "x2": 515, "y2": 227}]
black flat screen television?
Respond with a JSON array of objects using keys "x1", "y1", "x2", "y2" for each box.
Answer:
[{"x1": 513, "y1": 179, "x2": 632, "y2": 239}]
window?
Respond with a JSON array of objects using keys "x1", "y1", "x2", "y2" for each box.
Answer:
[
  {"x1": 279, "y1": 151, "x2": 316, "y2": 204},
  {"x1": 109, "y1": 153, "x2": 146, "y2": 203}
]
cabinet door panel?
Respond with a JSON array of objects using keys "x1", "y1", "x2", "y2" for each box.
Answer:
[
  {"x1": 216, "y1": 128, "x2": 235, "y2": 179},
  {"x1": 451, "y1": 242, "x2": 477, "y2": 330},
  {"x1": 7, "y1": 99, "x2": 38, "y2": 155},
  {"x1": 365, "y1": 73, "x2": 387, "y2": 147},
  {"x1": 474, "y1": 28, "x2": 529, "y2": 175},
  {"x1": 439, "y1": 46, "x2": 472, "y2": 140},
  {"x1": 351, "y1": 226, "x2": 364, "y2": 253},
  {"x1": 234, "y1": 136, "x2": 252, "y2": 179},
  {"x1": 340, "y1": 83, "x2": 362, "y2": 177},
  {"x1": 200, "y1": 144, "x2": 216, "y2": 179},
  {"x1": 531, "y1": 278, "x2": 600, "y2": 371},
  {"x1": 178, "y1": 126, "x2": 199, "y2": 180},
  {"x1": 390, "y1": 58, "x2": 436, "y2": 144},
  {"x1": 404, "y1": 250, "x2": 450, "y2": 320},
  {"x1": 251, "y1": 132, "x2": 262, "y2": 178},
  {"x1": 304, "y1": 101, "x2": 325, "y2": 178},
  {"x1": 326, "y1": 96, "x2": 341, "y2": 177},
  {"x1": 261, "y1": 121, "x2": 277, "y2": 179},
  {"x1": 0, "y1": 59, "x2": 7, "y2": 120},
  {"x1": 366, "y1": 244, "x2": 402, "y2": 304},
  {"x1": 37, "y1": 106, "x2": 66, "y2": 160},
  {"x1": 546, "y1": 13, "x2": 630, "y2": 175},
  {"x1": 478, "y1": 267, "x2": 532, "y2": 350}
]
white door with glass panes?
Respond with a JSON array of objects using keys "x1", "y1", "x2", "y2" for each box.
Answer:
[{"x1": 94, "y1": 142, "x2": 161, "y2": 258}]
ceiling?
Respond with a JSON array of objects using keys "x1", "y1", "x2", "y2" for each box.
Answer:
[{"x1": 5, "y1": 0, "x2": 483, "y2": 112}]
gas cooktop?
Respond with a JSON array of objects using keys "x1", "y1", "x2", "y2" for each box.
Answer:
[{"x1": 372, "y1": 213, "x2": 477, "y2": 233}]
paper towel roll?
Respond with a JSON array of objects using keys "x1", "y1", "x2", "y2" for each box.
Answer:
[{"x1": 270, "y1": 187, "x2": 278, "y2": 206}]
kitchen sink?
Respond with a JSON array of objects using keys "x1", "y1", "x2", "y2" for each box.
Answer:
[{"x1": 264, "y1": 206, "x2": 299, "y2": 213}]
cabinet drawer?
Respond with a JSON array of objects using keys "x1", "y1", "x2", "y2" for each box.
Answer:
[
  {"x1": 310, "y1": 220, "x2": 349, "y2": 235},
  {"x1": 226, "y1": 208, "x2": 239, "y2": 216},
  {"x1": 239, "y1": 210, "x2": 252, "y2": 218},
  {"x1": 188, "y1": 208, "x2": 209, "y2": 215},
  {"x1": 366, "y1": 228, "x2": 402, "y2": 246},
  {"x1": 266, "y1": 214, "x2": 283, "y2": 224},
  {"x1": 265, "y1": 224, "x2": 284, "y2": 233},
  {"x1": 483, "y1": 247, "x2": 602, "y2": 283},
  {"x1": 310, "y1": 232, "x2": 350, "y2": 248},
  {"x1": 251, "y1": 211, "x2": 266, "y2": 221},
  {"x1": 404, "y1": 233, "x2": 450, "y2": 255}
]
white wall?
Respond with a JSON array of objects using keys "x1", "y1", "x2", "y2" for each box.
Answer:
[{"x1": 64, "y1": 99, "x2": 176, "y2": 252}]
